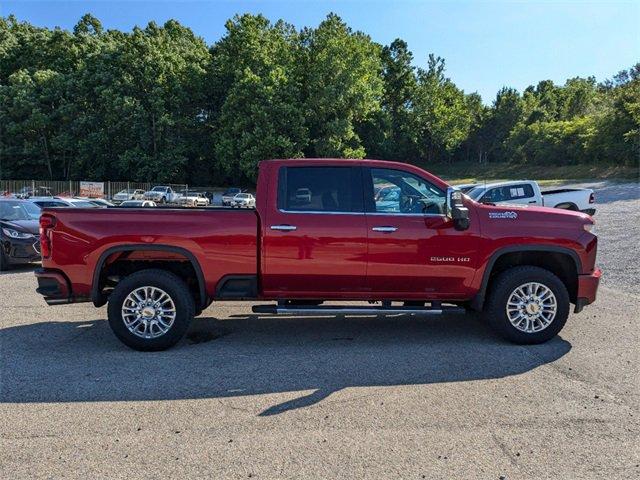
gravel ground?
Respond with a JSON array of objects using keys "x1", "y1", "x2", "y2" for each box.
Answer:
[
  {"x1": 567, "y1": 181, "x2": 640, "y2": 295},
  {"x1": 1, "y1": 182, "x2": 638, "y2": 479}
]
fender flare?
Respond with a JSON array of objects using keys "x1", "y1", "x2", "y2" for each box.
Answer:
[
  {"x1": 91, "y1": 244, "x2": 207, "y2": 309},
  {"x1": 553, "y1": 202, "x2": 579, "y2": 211},
  {"x1": 470, "y1": 245, "x2": 582, "y2": 311}
]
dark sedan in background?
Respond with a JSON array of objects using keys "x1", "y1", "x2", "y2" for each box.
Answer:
[{"x1": 0, "y1": 199, "x2": 41, "y2": 271}]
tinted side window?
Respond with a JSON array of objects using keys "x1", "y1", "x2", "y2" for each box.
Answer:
[
  {"x1": 485, "y1": 184, "x2": 534, "y2": 202},
  {"x1": 483, "y1": 188, "x2": 508, "y2": 202},
  {"x1": 509, "y1": 184, "x2": 534, "y2": 199},
  {"x1": 278, "y1": 166, "x2": 363, "y2": 213},
  {"x1": 369, "y1": 168, "x2": 446, "y2": 215},
  {"x1": 37, "y1": 201, "x2": 68, "y2": 208}
]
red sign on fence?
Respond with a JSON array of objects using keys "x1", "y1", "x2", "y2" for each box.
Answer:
[{"x1": 79, "y1": 181, "x2": 105, "y2": 198}]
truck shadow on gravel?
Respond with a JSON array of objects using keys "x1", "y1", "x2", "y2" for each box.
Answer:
[{"x1": 0, "y1": 314, "x2": 571, "y2": 415}]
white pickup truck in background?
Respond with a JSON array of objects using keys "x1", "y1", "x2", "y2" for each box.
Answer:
[
  {"x1": 465, "y1": 180, "x2": 596, "y2": 215},
  {"x1": 142, "y1": 186, "x2": 181, "y2": 204}
]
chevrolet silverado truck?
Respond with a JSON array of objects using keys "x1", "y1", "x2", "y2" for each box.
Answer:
[
  {"x1": 35, "y1": 159, "x2": 601, "y2": 351},
  {"x1": 466, "y1": 180, "x2": 596, "y2": 215}
]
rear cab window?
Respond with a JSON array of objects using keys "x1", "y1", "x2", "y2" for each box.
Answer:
[{"x1": 277, "y1": 166, "x2": 363, "y2": 213}]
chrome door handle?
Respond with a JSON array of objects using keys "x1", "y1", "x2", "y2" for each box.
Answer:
[
  {"x1": 270, "y1": 225, "x2": 297, "y2": 231},
  {"x1": 372, "y1": 226, "x2": 398, "y2": 233}
]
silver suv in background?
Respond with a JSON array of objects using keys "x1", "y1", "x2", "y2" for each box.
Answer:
[
  {"x1": 112, "y1": 189, "x2": 145, "y2": 204},
  {"x1": 222, "y1": 188, "x2": 244, "y2": 206},
  {"x1": 231, "y1": 193, "x2": 256, "y2": 208}
]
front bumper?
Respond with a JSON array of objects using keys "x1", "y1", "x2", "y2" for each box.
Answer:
[
  {"x1": 2, "y1": 237, "x2": 41, "y2": 265},
  {"x1": 34, "y1": 268, "x2": 73, "y2": 305},
  {"x1": 574, "y1": 268, "x2": 602, "y2": 313}
]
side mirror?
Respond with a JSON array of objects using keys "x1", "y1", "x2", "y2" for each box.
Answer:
[{"x1": 446, "y1": 187, "x2": 470, "y2": 231}]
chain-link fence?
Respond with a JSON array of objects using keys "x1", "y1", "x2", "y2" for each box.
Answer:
[{"x1": 0, "y1": 180, "x2": 247, "y2": 205}]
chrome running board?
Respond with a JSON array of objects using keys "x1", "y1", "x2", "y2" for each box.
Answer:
[{"x1": 251, "y1": 304, "x2": 466, "y2": 316}]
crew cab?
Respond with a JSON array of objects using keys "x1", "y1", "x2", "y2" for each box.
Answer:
[
  {"x1": 466, "y1": 180, "x2": 596, "y2": 215},
  {"x1": 35, "y1": 159, "x2": 601, "y2": 351}
]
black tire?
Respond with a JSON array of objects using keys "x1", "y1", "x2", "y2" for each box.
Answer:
[
  {"x1": 107, "y1": 269, "x2": 195, "y2": 351},
  {"x1": 0, "y1": 249, "x2": 8, "y2": 271},
  {"x1": 484, "y1": 266, "x2": 570, "y2": 344}
]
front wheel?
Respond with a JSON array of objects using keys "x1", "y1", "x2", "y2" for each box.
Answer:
[
  {"x1": 484, "y1": 266, "x2": 570, "y2": 344},
  {"x1": 107, "y1": 269, "x2": 195, "y2": 351}
]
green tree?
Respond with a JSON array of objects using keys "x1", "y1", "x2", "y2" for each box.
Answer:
[
  {"x1": 206, "y1": 14, "x2": 307, "y2": 182},
  {"x1": 378, "y1": 39, "x2": 418, "y2": 160},
  {"x1": 301, "y1": 13, "x2": 383, "y2": 158},
  {"x1": 413, "y1": 54, "x2": 472, "y2": 162},
  {"x1": 590, "y1": 64, "x2": 640, "y2": 166}
]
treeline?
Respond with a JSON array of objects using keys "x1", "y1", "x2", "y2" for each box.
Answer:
[{"x1": 0, "y1": 13, "x2": 638, "y2": 184}]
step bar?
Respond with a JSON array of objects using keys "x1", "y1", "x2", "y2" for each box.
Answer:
[{"x1": 251, "y1": 304, "x2": 466, "y2": 316}]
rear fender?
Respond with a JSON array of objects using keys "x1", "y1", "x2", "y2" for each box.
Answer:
[{"x1": 91, "y1": 244, "x2": 207, "y2": 309}]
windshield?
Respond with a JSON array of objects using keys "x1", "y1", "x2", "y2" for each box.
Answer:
[
  {"x1": 466, "y1": 187, "x2": 486, "y2": 201},
  {"x1": 0, "y1": 201, "x2": 40, "y2": 220},
  {"x1": 151, "y1": 187, "x2": 167, "y2": 192}
]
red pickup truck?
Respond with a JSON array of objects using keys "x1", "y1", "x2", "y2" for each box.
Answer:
[{"x1": 35, "y1": 159, "x2": 601, "y2": 350}]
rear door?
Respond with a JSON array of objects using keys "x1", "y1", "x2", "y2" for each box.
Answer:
[{"x1": 261, "y1": 164, "x2": 368, "y2": 298}]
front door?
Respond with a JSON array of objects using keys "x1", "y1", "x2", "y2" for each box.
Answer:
[
  {"x1": 364, "y1": 167, "x2": 479, "y2": 299},
  {"x1": 261, "y1": 164, "x2": 368, "y2": 298}
]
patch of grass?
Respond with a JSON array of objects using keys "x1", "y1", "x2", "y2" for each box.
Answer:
[{"x1": 423, "y1": 161, "x2": 639, "y2": 185}]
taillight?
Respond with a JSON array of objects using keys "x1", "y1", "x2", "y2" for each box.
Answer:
[
  {"x1": 39, "y1": 214, "x2": 56, "y2": 259},
  {"x1": 589, "y1": 192, "x2": 595, "y2": 204}
]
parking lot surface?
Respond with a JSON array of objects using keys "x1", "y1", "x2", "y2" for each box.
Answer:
[{"x1": 1, "y1": 182, "x2": 638, "y2": 479}]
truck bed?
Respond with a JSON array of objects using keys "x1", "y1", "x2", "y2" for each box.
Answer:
[
  {"x1": 541, "y1": 188, "x2": 583, "y2": 195},
  {"x1": 42, "y1": 207, "x2": 259, "y2": 301}
]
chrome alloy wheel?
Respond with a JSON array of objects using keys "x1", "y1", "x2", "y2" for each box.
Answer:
[
  {"x1": 506, "y1": 282, "x2": 557, "y2": 333},
  {"x1": 121, "y1": 286, "x2": 176, "y2": 339}
]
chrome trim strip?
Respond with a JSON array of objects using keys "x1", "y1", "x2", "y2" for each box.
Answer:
[
  {"x1": 366, "y1": 212, "x2": 447, "y2": 218},
  {"x1": 278, "y1": 208, "x2": 446, "y2": 218},
  {"x1": 273, "y1": 307, "x2": 446, "y2": 315},
  {"x1": 278, "y1": 209, "x2": 364, "y2": 215}
]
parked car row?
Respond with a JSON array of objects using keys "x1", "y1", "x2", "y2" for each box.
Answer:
[{"x1": 0, "y1": 199, "x2": 41, "y2": 271}]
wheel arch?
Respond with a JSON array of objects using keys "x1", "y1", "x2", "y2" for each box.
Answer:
[
  {"x1": 471, "y1": 245, "x2": 581, "y2": 311},
  {"x1": 91, "y1": 244, "x2": 207, "y2": 309},
  {"x1": 554, "y1": 202, "x2": 579, "y2": 211}
]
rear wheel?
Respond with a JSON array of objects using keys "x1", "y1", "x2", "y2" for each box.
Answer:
[
  {"x1": 484, "y1": 266, "x2": 569, "y2": 344},
  {"x1": 107, "y1": 269, "x2": 194, "y2": 351}
]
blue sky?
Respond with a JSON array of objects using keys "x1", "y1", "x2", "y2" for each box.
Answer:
[{"x1": 3, "y1": 1, "x2": 639, "y2": 102}]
